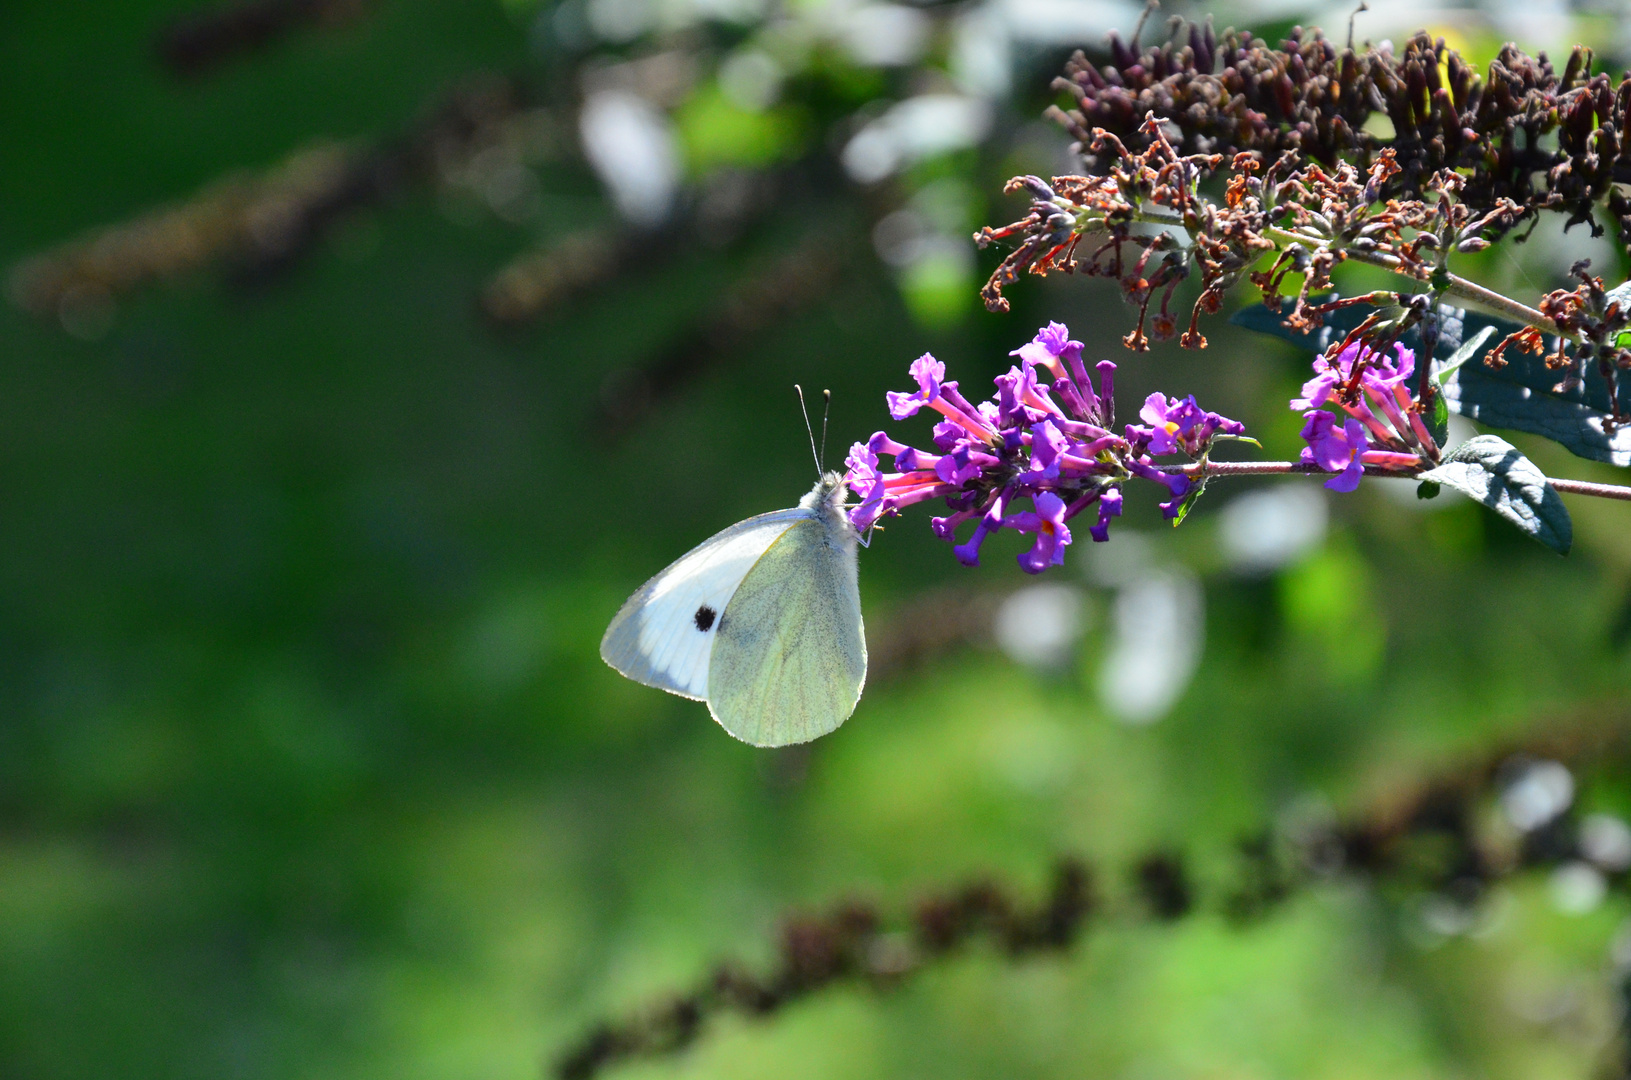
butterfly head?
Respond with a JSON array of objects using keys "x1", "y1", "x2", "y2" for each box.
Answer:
[{"x1": 800, "y1": 471, "x2": 850, "y2": 513}]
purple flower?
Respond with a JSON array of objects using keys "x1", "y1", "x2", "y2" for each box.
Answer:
[
  {"x1": 1127, "y1": 459, "x2": 1193, "y2": 517},
  {"x1": 1010, "y1": 321, "x2": 1085, "y2": 380},
  {"x1": 1090, "y1": 487, "x2": 1123, "y2": 542},
  {"x1": 935, "y1": 445, "x2": 991, "y2": 486},
  {"x1": 1300, "y1": 410, "x2": 1369, "y2": 492},
  {"x1": 953, "y1": 493, "x2": 1006, "y2": 566},
  {"x1": 1362, "y1": 342, "x2": 1415, "y2": 394},
  {"x1": 1029, "y1": 419, "x2": 1071, "y2": 473},
  {"x1": 1292, "y1": 341, "x2": 1414, "y2": 408},
  {"x1": 845, "y1": 442, "x2": 885, "y2": 511},
  {"x1": 931, "y1": 506, "x2": 978, "y2": 541},
  {"x1": 1289, "y1": 338, "x2": 1436, "y2": 477},
  {"x1": 843, "y1": 434, "x2": 957, "y2": 533},
  {"x1": 866, "y1": 431, "x2": 911, "y2": 460},
  {"x1": 953, "y1": 521, "x2": 992, "y2": 566},
  {"x1": 1005, "y1": 491, "x2": 1073, "y2": 573},
  {"x1": 932, "y1": 418, "x2": 969, "y2": 453},
  {"x1": 887, "y1": 353, "x2": 946, "y2": 419},
  {"x1": 845, "y1": 322, "x2": 1249, "y2": 569},
  {"x1": 994, "y1": 364, "x2": 1066, "y2": 427},
  {"x1": 1132, "y1": 393, "x2": 1199, "y2": 455},
  {"x1": 1291, "y1": 359, "x2": 1341, "y2": 411}
]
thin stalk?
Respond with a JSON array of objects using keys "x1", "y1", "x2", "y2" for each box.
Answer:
[
  {"x1": 1550, "y1": 477, "x2": 1631, "y2": 502},
  {"x1": 1152, "y1": 459, "x2": 1631, "y2": 502},
  {"x1": 1259, "y1": 223, "x2": 1559, "y2": 336},
  {"x1": 1110, "y1": 204, "x2": 1562, "y2": 338}
]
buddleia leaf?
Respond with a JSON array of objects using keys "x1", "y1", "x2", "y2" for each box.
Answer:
[
  {"x1": 1417, "y1": 436, "x2": 1572, "y2": 554},
  {"x1": 1442, "y1": 364, "x2": 1631, "y2": 467},
  {"x1": 1170, "y1": 482, "x2": 1205, "y2": 526}
]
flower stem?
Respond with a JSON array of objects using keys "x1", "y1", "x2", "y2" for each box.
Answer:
[
  {"x1": 1153, "y1": 459, "x2": 1631, "y2": 501},
  {"x1": 1549, "y1": 477, "x2": 1631, "y2": 502},
  {"x1": 1256, "y1": 223, "x2": 1560, "y2": 337},
  {"x1": 1349, "y1": 250, "x2": 1558, "y2": 336},
  {"x1": 1115, "y1": 204, "x2": 1563, "y2": 338}
]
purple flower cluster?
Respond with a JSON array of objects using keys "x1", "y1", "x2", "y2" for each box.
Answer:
[
  {"x1": 844, "y1": 322, "x2": 1245, "y2": 573},
  {"x1": 1292, "y1": 341, "x2": 1438, "y2": 491}
]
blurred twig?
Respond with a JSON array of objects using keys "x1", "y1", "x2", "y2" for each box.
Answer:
[
  {"x1": 156, "y1": 0, "x2": 378, "y2": 77},
  {"x1": 9, "y1": 70, "x2": 833, "y2": 348},
  {"x1": 481, "y1": 231, "x2": 624, "y2": 325},
  {"x1": 553, "y1": 704, "x2": 1631, "y2": 1079},
  {"x1": 599, "y1": 229, "x2": 851, "y2": 434},
  {"x1": 554, "y1": 860, "x2": 1095, "y2": 1080},
  {"x1": 7, "y1": 78, "x2": 554, "y2": 329}
]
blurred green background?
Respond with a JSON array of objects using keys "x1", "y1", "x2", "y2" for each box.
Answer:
[{"x1": 5, "y1": 1, "x2": 1631, "y2": 1078}]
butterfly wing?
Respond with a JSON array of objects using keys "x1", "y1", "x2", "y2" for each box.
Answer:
[
  {"x1": 706, "y1": 511, "x2": 866, "y2": 746},
  {"x1": 600, "y1": 508, "x2": 810, "y2": 700}
]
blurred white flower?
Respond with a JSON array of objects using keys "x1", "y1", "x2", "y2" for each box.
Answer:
[
  {"x1": 871, "y1": 207, "x2": 931, "y2": 267},
  {"x1": 873, "y1": 178, "x2": 976, "y2": 265},
  {"x1": 1219, "y1": 486, "x2": 1328, "y2": 574},
  {"x1": 1550, "y1": 861, "x2": 1607, "y2": 915},
  {"x1": 994, "y1": 583, "x2": 1088, "y2": 669},
  {"x1": 950, "y1": 0, "x2": 1136, "y2": 98},
  {"x1": 1500, "y1": 760, "x2": 1574, "y2": 832},
  {"x1": 948, "y1": 6, "x2": 1011, "y2": 98},
  {"x1": 579, "y1": 90, "x2": 681, "y2": 226},
  {"x1": 682, "y1": 0, "x2": 770, "y2": 26},
  {"x1": 1484, "y1": 0, "x2": 1574, "y2": 58},
  {"x1": 839, "y1": 4, "x2": 930, "y2": 67},
  {"x1": 718, "y1": 49, "x2": 783, "y2": 111},
  {"x1": 1098, "y1": 568, "x2": 1203, "y2": 724},
  {"x1": 997, "y1": 0, "x2": 1132, "y2": 46},
  {"x1": 586, "y1": 0, "x2": 654, "y2": 42},
  {"x1": 841, "y1": 95, "x2": 992, "y2": 183},
  {"x1": 1081, "y1": 527, "x2": 1152, "y2": 587},
  {"x1": 1580, "y1": 813, "x2": 1631, "y2": 872},
  {"x1": 1418, "y1": 894, "x2": 1477, "y2": 938}
]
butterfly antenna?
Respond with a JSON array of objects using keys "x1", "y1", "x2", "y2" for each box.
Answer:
[
  {"x1": 795, "y1": 385, "x2": 821, "y2": 478},
  {"x1": 819, "y1": 389, "x2": 831, "y2": 474}
]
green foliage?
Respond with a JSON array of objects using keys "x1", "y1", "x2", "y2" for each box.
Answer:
[
  {"x1": 677, "y1": 89, "x2": 807, "y2": 173},
  {"x1": 1419, "y1": 437, "x2": 1573, "y2": 555}
]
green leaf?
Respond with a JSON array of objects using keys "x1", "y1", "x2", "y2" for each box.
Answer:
[
  {"x1": 1228, "y1": 302, "x2": 1312, "y2": 340},
  {"x1": 1434, "y1": 324, "x2": 1497, "y2": 382},
  {"x1": 1608, "y1": 280, "x2": 1631, "y2": 350},
  {"x1": 1231, "y1": 299, "x2": 1631, "y2": 466},
  {"x1": 1208, "y1": 433, "x2": 1263, "y2": 449},
  {"x1": 1417, "y1": 436, "x2": 1573, "y2": 554},
  {"x1": 1170, "y1": 480, "x2": 1206, "y2": 526},
  {"x1": 1427, "y1": 325, "x2": 1494, "y2": 447},
  {"x1": 1442, "y1": 363, "x2": 1631, "y2": 467}
]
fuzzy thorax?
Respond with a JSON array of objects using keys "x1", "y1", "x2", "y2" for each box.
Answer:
[{"x1": 800, "y1": 471, "x2": 850, "y2": 512}]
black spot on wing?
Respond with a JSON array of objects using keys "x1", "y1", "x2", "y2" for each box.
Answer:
[{"x1": 694, "y1": 605, "x2": 716, "y2": 631}]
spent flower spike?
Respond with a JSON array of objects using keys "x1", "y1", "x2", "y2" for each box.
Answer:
[{"x1": 845, "y1": 322, "x2": 1245, "y2": 572}]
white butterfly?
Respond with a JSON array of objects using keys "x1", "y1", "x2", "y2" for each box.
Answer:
[{"x1": 600, "y1": 471, "x2": 867, "y2": 746}]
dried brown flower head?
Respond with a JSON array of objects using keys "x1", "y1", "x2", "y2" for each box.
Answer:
[{"x1": 1048, "y1": 17, "x2": 1631, "y2": 249}]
